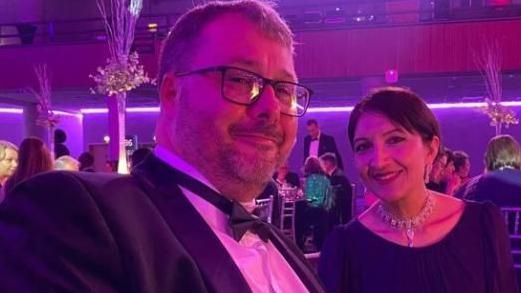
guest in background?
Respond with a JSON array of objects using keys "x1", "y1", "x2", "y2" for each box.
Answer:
[
  {"x1": 453, "y1": 150, "x2": 471, "y2": 186},
  {"x1": 456, "y1": 134, "x2": 521, "y2": 206},
  {"x1": 441, "y1": 149, "x2": 462, "y2": 195},
  {"x1": 0, "y1": 140, "x2": 18, "y2": 202},
  {"x1": 298, "y1": 156, "x2": 331, "y2": 251},
  {"x1": 319, "y1": 87, "x2": 516, "y2": 292},
  {"x1": 273, "y1": 162, "x2": 300, "y2": 188},
  {"x1": 320, "y1": 152, "x2": 353, "y2": 224},
  {"x1": 53, "y1": 129, "x2": 70, "y2": 159},
  {"x1": 130, "y1": 147, "x2": 152, "y2": 170},
  {"x1": 78, "y1": 151, "x2": 95, "y2": 172},
  {"x1": 304, "y1": 157, "x2": 331, "y2": 207},
  {"x1": 54, "y1": 155, "x2": 80, "y2": 171},
  {"x1": 4, "y1": 137, "x2": 53, "y2": 195},
  {"x1": 426, "y1": 147, "x2": 449, "y2": 193},
  {"x1": 303, "y1": 119, "x2": 343, "y2": 169}
]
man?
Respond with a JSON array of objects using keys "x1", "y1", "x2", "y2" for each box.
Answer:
[
  {"x1": 78, "y1": 151, "x2": 96, "y2": 172},
  {"x1": 456, "y1": 135, "x2": 521, "y2": 205},
  {"x1": 0, "y1": 140, "x2": 18, "y2": 202},
  {"x1": 54, "y1": 155, "x2": 80, "y2": 171},
  {"x1": 319, "y1": 153, "x2": 353, "y2": 225},
  {"x1": 54, "y1": 128, "x2": 71, "y2": 159},
  {"x1": 0, "y1": 1, "x2": 323, "y2": 292},
  {"x1": 303, "y1": 119, "x2": 343, "y2": 169}
]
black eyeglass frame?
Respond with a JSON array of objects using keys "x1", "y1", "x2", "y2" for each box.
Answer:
[{"x1": 176, "y1": 65, "x2": 312, "y2": 117}]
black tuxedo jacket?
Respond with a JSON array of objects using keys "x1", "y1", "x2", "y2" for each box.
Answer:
[
  {"x1": 0, "y1": 155, "x2": 323, "y2": 292},
  {"x1": 456, "y1": 168, "x2": 521, "y2": 207},
  {"x1": 329, "y1": 168, "x2": 353, "y2": 224},
  {"x1": 303, "y1": 133, "x2": 343, "y2": 169}
]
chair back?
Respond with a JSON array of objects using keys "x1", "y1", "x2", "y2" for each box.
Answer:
[
  {"x1": 500, "y1": 207, "x2": 521, "y2": 269},
  {"x1": 255, "y1": 195, "x2": 274, "y2": 224}
]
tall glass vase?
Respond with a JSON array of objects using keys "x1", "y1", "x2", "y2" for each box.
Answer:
[
  {"x1": 107, "y1": 93, "x2": 129, "y2": 174},
  {"x1": 495, "y1": 123, "x2": 502, "y2": 136}
]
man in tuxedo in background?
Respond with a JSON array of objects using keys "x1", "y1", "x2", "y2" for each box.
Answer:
[
  {"x1": 304, "y1": 119, "x2": 343, "y2": 169},
  {"x1": 320, "y1": 152, "x2": 353, "y2": 225},
  {"x1": 0, "y1": 1, "x2": 323, "y2": 292}
]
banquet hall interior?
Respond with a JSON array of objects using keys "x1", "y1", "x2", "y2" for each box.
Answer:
[{"x1": 1, "y1": 0, "x2": 521, "y2": 260}]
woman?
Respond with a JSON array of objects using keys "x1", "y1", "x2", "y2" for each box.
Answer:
[
  {"x1": 4, "y1": 137, "x2": 53, "y2": 195},
  {"x1": 456, "y1": 134, "x2": 521, "y2": 205},
  {"x1": 426, "y1": 148, "x2": 448, "y2": 192},
  {"x1": 298, "y1": 157, "x2": 331, "y2": 250},
  {"x1": 304, "y1": 157, "x2": 331, "y2": 207},
  {"x1": 318, "y1": 87, "x2": 517, "y2": 292}
]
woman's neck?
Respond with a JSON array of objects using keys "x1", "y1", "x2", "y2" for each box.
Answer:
[{"x1": 381, "y1": 188, "x2": 430, "y2": 219}]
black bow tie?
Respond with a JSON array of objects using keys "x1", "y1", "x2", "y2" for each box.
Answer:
[
  {"x1": 169, "y1": 168, "x2": 271, "y2": 242},
  {"x1": 311, "y1": 137, "x2": 318, "y2": 141}
]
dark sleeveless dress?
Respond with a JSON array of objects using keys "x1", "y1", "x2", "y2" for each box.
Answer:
[{"x1": 318, "y1": 201, "x2": 518, "y2": 293}]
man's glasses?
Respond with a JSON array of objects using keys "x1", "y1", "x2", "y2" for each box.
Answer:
[{"x1": 176, "y1": 66, "x2": 312, "y2": 117}]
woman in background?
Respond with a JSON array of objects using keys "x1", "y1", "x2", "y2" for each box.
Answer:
[
  {"x1": 4, "y1": 137, "x2": 53, "y2": 195},
  {"x1": 297, "y1": 157, "x2": 331, "y2": 251},
  {"x1": 318, "y1": 87, "x2": 516, "y2": 292}
]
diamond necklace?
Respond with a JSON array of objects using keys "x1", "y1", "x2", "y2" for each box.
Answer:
[{"x1": 376, "y1": 191, "x2": 436, "y2": 248}]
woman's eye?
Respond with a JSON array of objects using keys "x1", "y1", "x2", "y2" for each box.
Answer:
[
  {"x1": 354, "y1": 143, "x2": 370, "y2": 153},
  {"x1": 387, "y1": 136, "x2": 405, "y2": 144}
]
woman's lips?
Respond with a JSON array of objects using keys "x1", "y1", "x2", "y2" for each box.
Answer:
[{"x1": 370, "y1": 170, "x2": 402, "y2": 184}]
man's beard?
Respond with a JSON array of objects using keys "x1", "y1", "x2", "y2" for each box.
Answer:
[
  {"x1": 219, "y1": 139, "x2": 281, "y2": 186},
  {"x1": 174, "y1": 112, "x2": 285, "y2": 193}
]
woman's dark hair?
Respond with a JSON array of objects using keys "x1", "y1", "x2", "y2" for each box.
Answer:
[
  {"x1": 348, "y1": 87, "x2": 441, "y2": 148},
  {"x1": 452, "y1": 151, "x2": 470, "y2": 172},
  {"x1": 444, "y1": 148, "x2": 455, "y2": 166},
  {"x1": 485, "y1": 135, "x2": 521, "y2": 171},
  {"x1": 304, "y1": 157, "x2": 325, "y2": 177},
  {"x1": 4, "y1": 137, "x2": 53, "y2": 194}
]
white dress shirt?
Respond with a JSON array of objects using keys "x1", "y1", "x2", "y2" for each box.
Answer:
[
  {"x1": 154, "y1": 146, "x2": 308, "y2": 293},
  {"x1": 309, "y1": 132, "x2": 320, "y2": 158}
]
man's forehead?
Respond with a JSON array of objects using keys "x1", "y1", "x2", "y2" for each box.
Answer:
[{"x1": 228, "y1": 58, "x2": 296, "y2": 81}]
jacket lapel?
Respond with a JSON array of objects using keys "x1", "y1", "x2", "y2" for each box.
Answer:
[{"x1": 132, "y1": 155, "x2": 251, "y2": 293}]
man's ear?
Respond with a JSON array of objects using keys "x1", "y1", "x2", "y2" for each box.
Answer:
[{"x1": 159, "y1": 72, "x2": 179, "y2": 114}]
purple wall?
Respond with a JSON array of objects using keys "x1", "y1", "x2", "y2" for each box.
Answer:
[
  {"x1": 0, "y1": 111, "x2": 83, "y2": 157},
  {"x1": 0, "y1": 112, "x2": 26, "y2": 145}
]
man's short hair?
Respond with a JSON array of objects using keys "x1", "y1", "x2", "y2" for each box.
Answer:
[
  {"x1": 131, "y1": 147, "x2": 152, "y2": 168},
  {"x1": 319, "y1": 152, "x2": 337, "y2": 166},
  {"x1": 54, "y1": 155, "x2": 79, "y2": 170},
  {"x1": 306, "y1": 119, "x2": 318, "y2": 127},
  {"x1": 78, "y1": 152, "x2": 94, "y2": 170},
  {"x1": 54, "y1": 129, "x2": 67, "y2": 144},
  {"x1": 0, "y1": 140, "x2": 18, "y2": 161},
  {"x1": 485, "y1": 135, "x2": 521, "y2": 171},
  {"x1": 158, "y1": 0, "x2": 293, "y2": 85}
]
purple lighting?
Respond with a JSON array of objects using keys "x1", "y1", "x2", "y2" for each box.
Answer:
[
  {"x1": 80, "y1": 107, "x2": 160, "y2": 114},
  {"x1": 76, "y1": 101, "x2": 521, "y2": 115},
  {"x1": 0, "y1": 108, "x2": 23, "y2": 114}
]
